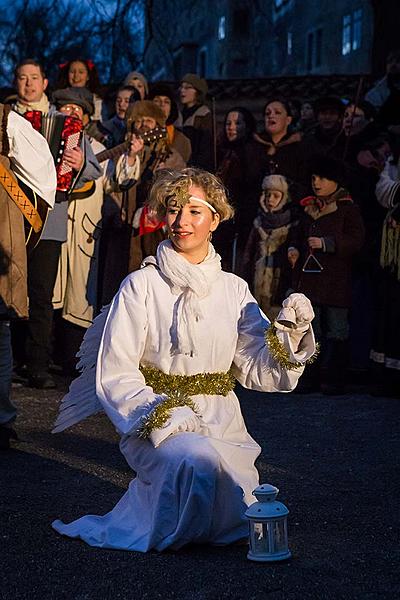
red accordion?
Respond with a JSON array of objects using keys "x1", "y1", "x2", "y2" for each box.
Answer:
[{"x1": 24, "y1": 111, "x2": 83, "y2": 192}]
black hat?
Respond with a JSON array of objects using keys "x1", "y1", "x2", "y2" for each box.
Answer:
[
  {"x1": 148, "y1": 83, "x2": 178, "y2": 124},
  {"x1": 314, "y1": 96, "x2": 345, "y2": 116},
  {"x1": 308, "y1": 154, "x2": 347, "y2": 187},
  {"x1": 52, "y1": 86, "x2": 94, "y2": 116}
]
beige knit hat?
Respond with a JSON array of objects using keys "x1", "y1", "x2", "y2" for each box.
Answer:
[
  {"x1": 181, "y1": 73, "x2": 208, "y2": 102},
  {"x1": 262, "y1": 174, "x2": 289, "y2": 199},
  {"x1": 123, "y1": 71, "x2": 149, "y2": 96}
]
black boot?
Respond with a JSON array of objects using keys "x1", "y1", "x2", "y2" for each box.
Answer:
[
  {"x1": 28, "y1": 372, "x2": 57, "y2": 389},
  {"x1": 0, "y1": 424, "x2": 18, "y2": 450}
]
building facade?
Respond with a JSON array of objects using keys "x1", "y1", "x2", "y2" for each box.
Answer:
[{"x1": 143, "y1": 0, "x2": 374, "y2": 80}]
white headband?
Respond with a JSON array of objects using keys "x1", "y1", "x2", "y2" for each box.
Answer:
[{"x1": 189, "y1": 195, "x2": 217, "y2": 213}]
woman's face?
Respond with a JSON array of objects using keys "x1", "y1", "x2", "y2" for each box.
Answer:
[
  {"x1": 166, "y1": 185, "x2": 220, "y2": 264},
  {"x1": 301, "y1": 102, "x2": 314, "y2": 121},
  {"x1": 153, "y1": 95, "x2": 171, "y2": 119},
  {"x1": 312, "y1": 175, "x2": 338, "y2": 197},
  {"x1": 179, "y1": 83, "x2": 197, "y2": 107},
  {"x1": 225, "y1": 111, "x2": 247, "y2": 142},
  {"x1": 264, "y1": 101, "x2": 292, "y2": 138},
  {"x1": 68, "y1": 61, "x2": 89, "y2": 88},
  {"x1": 260, "y1": 189, "x2": 283, "y2": 212},
  {"x1": 129, "y1": 78, "x2": 146, "y2": 100},
  {"x1": 115, "y1": 90, "x2": 132, "y2": 119},
  {"x1": 343, "y1": 104, "x2": 367, "y2": 137}
]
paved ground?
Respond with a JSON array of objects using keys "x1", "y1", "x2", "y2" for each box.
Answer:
[{"x1": 1, "y1": 378, "x2": 399, "y2": 600}]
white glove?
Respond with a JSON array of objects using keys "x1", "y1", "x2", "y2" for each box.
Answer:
[
  {"x1": 276, "y1": 293, "x2": 314, "y2": 332},
  {"x1": 275, "y1": 293, "x2": 316, "y2": 361},
  {"x1": 149, "y1": 405, "x2": 201, "y2": 448}
]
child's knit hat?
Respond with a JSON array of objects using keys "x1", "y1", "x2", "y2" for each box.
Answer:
[{"x1": 262, "y1": 174, "x2": 289, "y2": 202}]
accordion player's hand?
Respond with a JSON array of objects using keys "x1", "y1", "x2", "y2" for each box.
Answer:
[{"x1": 64, "y1": 147, "x2": 84, "y2": 171}]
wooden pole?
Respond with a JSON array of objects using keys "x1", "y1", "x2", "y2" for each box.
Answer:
[{"x1": 212, "y1": 96, "x2": 217, "y2": 172}]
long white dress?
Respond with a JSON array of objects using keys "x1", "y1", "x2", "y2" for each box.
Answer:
[{"x1": 52, "y1": 242, "x2": 314, "y2": 552}]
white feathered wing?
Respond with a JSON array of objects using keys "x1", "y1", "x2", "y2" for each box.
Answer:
[{"x1": 52, "y1": 305, "x2": 111, "y2": 433}]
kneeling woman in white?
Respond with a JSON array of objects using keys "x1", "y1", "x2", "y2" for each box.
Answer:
[{"x1": 52, "y1": 168, "x2": 316, "y2": 552}]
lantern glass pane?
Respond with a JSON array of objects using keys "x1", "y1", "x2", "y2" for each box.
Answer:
[
  {"x1": 273, "y1": 519, "x2": 288, "y2": 553},
  {"x1": 250, "y1": 522, "x2": 270, "y2": 554}
]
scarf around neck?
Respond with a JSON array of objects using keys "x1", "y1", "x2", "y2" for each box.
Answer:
[
  {"x1": 255, "y1": 205, "x2": 292, "y2": 231},
  {"x1": 143, "y1": 239, "x2": 222, "y2": 356},
  {"x1": 14, "y1": 93, "x2": 50, "y2": 115}
]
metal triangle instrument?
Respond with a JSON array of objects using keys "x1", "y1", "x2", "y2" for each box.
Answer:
[{"x1": 302, "y1": 251, "x2": 323, "y2": 273}]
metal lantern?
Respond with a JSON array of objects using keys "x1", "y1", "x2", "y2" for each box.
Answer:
[{"x1": 245, "y1": 483, "x2": 291, "y2": 562}]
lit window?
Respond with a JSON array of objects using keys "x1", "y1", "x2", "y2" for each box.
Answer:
[
  {"x1": 287, "y1": 31, "x2": 292, "y2": 55},
  {"x1": 352, "y1": 8, "x2": 362, "y2": 51},
  {"x1": 218, "y1": 16, "x2": 226, "y2": 40},
  {"x1": 342, "y1": 14, "x2": 351, "y2": 55}
]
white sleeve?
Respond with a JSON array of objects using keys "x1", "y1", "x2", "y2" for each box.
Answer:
[
  {"x1": 103, "y1": 153, "x2": 140, "y2": 193},
  {"x1": 95, "y1": 271, "x2": 159, "y2": 435},
  {"x1": 115, "y1": 153, "x2": 140, "y2": 185},
  {"x1": 7, "y1": 110, "x2": 56, "y2": 208},
  {"x1": 231, "y1": 284, "x2": 314, "y2": 393}
]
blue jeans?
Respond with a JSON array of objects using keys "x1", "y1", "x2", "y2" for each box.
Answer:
[{"x1": 0, "y1": 321, "x2": 16, "y2": 425}]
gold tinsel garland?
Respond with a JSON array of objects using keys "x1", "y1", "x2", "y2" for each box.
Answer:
[
  {"x1": 139, "y1": 365, "x2": 236, "y2": 396},
  {"x1": 138, "y1": 390, "x2": 198, "y2": 439},
  {"x1": 137, "y1": 366, "x2": 236, "y2": 439},
  {"x1": 380, "y1": 217, "x2": 400, "y2": 281},
  {"x1": 265, "y1": 324, "x2": 319, "y2": 371}
]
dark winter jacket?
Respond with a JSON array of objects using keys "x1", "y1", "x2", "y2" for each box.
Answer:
[
  {"x1": 290, "y1": 200, "x2": 365, "y2": 307},
  {"x1": 254, "y1": 131, "x2": 309, "y2": 202},
  {"x1": 176, "y1": 104, "x2": 213, "y2": 171}
]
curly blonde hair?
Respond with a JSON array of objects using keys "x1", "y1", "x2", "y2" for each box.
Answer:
[{"x1": 147, "y1": 168, "x2": 234, "y2": 222}]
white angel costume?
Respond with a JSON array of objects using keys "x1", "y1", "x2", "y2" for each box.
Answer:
[{"x1": 52, "y1": 240, "x2": 315, "y2": 552}]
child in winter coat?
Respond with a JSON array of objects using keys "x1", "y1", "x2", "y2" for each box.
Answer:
[
  {"x1": 289, "y1": 155, "x2": 365, "y2": 394},
  {"x1": 242, "y1": 174, "x2": 298, "y2": 320}
]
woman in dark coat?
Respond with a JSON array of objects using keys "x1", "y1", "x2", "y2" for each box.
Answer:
[
  {"x1": 254, "y1": 98, "x2": 309, "y2": 203},
  {"x1": 216, "y1": 106, "x2": 267, "y2": 270}
]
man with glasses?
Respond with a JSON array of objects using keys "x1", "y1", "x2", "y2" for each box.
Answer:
[{"x1": 175, "y1": 73, "x2": 213, "y2": 171}]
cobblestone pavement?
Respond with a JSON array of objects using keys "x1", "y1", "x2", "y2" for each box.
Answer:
[{"x1": 1, "y1": 379, "x2": 399, "y2": 600}]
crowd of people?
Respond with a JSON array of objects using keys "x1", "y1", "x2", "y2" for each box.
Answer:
[
  {"x1": 0, "y1": 49, "x2": 399, "y2": 554},
  {"x1": 1, "y1": 51, "x2": 400, "y2": 441}
]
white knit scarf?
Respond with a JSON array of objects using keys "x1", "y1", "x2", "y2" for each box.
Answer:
[
  {"x1": 14, "y1": 94, "x2": 50, "y2": 115},
  {"x1": 149, "y1": 240, "x2": 222, "y2": 356}
]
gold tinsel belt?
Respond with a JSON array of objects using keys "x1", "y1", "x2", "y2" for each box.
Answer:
[{"x1": 139, "y1": 365, "x2": 236, "y2": 397}]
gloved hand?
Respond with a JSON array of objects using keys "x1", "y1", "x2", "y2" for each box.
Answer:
[
  {"x1": 274, "y1": 293, "x2": 315, "y2": 361},
  {"x1": 149, "y1": 405, "x2": 201, "y2": 448},
  {"x1": 276, "y1": 293, "x2": 314, "y2": 332}
]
